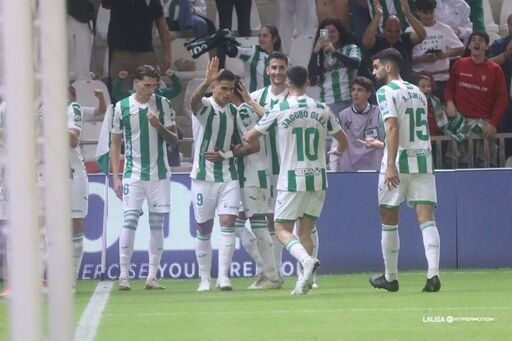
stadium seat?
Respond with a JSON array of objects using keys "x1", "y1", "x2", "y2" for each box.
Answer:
[
  {"x1": 92, "y1": 5, "x2": 110, "y2": 77},
  {"x1": 483, "y1": 0, "x2": 499, "y2": 33},
  {"x1": 95, "y1": 6, "x2": 110, "y2": 41},
  {"x1": 170, "y1": 38, "x2": 209, "y2": 80},
  {"x1": 488, "y1": 32, "x2": 501, "y2": 46},
  {"x1": 183, "y1": 78, "x2": 204, "y2": 116},
  {"x1": 289, "y1": 35, "x2": 314, "y2": 68},
  {"x1": 215, "y1": 0, "x2": 261, "y2": 35},
  {"x1": 499, "y1": 1, "x2": 512, "y2": 33}
]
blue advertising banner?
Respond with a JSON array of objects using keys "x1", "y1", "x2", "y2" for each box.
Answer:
[{"x1": 80, "y1": 170, "x2": 512, "y2": 280}]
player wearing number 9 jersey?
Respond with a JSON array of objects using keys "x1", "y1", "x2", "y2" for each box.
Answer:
[
  {"x1": 369, "y1": 48, "x2": 441, "y2": 294},
  {"x1": 244, "y1": 66, "x2": 348, "y2": 295}
]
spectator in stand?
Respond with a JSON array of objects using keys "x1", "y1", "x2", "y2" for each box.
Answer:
[
  {"x1": 162, "y1": 0, "x2": 215, "y2": 37},
  {"x1": 233, "y1": 25, "x2": 282, "y2": 92},
  {"x1": 349, "y1": 1, "x2": 372, "y2": 41},
  {"x1": 277, "y1": 0, "x2": 318, "y2": 54},
  {"x1": 112, "y1": 69, "x2": 182, "y2": 101},
  {"x1": 102, "y1": 0, "x2": 171, "y2": 88},
  {"x1": 362, "y1": 0, "x2": 426, "y2": 83},
  {"x1": 435, "y1": 0, "x2": 473, "y2": 44},
  {"x1": 215, "y1": 0, "x2": 251, "y2": 37},
  {"x1": 489, "y1": 14, "x2": 512, "y2": 159},
  {"x1": 308, "y1": 18, "x2": 362, "y2": 114},
  {"x1": 409, "y1": 0, "x2": 464, "y2": 99},
  {"x1": 366, "y1": 0, "x2": 415, "y2": 33},
  {"x1": 463, "y1": 0, "x2": 485, "y2": 32},
  {"x1": 67, "y1": 0, "x2": 100, "y2": 81},
  {"x1": 445, "y1": 32, "x2": 508, "y2": 165},
  {"x1": 329, "y1": 76, "x2": 384, "y2": 172}
]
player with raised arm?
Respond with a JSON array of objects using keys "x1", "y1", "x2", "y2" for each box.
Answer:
[
  {"x1": 369, "y1": 48, "x2": 441, "y2": 293},
  {"x1": 110, "y1": 65, "x2": 178, "y2": 291},
  {"x1": 190, "y1": 57, "x2": 259, "y2": 292},
  {"x1": 244, "y1": 66, "x2": 348, "y2": 295}
]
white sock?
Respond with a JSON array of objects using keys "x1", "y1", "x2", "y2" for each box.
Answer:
[
  {"x1": 381, "y1": 224, "x2": 399, "y2": 282},
  {"x1": 235, "y1": 218, "x2": 264, "y2": 271},
  {"x1": 119, "y1": 210, "x2": 139, "y2": 279},
  {"x1": 270, "y1": 231, "x2": 283, "y2": 277},
  {"x1": 251, "y1": 219, "x2": 278, "y2": 280},
  {"x1": 218, "y1": 227, "x2": 235, "y2": 278},
  {"x1": 311, "y1": 226, "x2": 319, "y2": 259},
  {"x1": 420, "y1": 221, "x2": 440, "y2": 279},
  {"x1": 195, "y1": 232, "x2": 212, "y2": 280},
  {"x1": 148, "y1": 212, "x2": 165, "y2": 280},
  {"x1": 285, "y1": 238, "x2": 311, "y2": 265},
  {"x1": 72, "y1": 233, "x2": 84, "y2": 282}
]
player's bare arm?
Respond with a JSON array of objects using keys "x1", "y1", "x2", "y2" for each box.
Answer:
[
  {"x1": 238, "y1": 80, "x2": 267, "y2": 117},
  {"x1": 110, "y1": 132, "x2": 123, "y2": 199},
  {"x1": 146, "y1": 111, "x2": 178, "y2": 145},
  {"x1": 69, "y1": 128, "x2": 80, "y2": 148},
  {"x1": 191, "y1": 57, "x2": 222, "y2": 113},
  {"x1": 384, "y1": 117, "x2": 400, "y2": 189},
  {"x1": 232, "y1": 137, "x2": 260, "y2": 157}
]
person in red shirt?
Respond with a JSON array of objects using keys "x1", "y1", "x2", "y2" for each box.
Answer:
[{"x1": 445, "y1": 32, "x2": 508, "y2": 138}]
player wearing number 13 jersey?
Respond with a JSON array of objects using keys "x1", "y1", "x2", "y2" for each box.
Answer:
[
  {"x1": 244, "y1": 66, "x2": 348, "y2": 295},
  {"x1": 370, "y1": 48, "x2": 441, "y2": 294}
]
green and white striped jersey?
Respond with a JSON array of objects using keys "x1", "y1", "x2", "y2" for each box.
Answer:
[
  {"x1": 190, "y1": 97, "x2": 239, "y2": 182},
  {"x1": 237, "y1": 45, "x2": 271, "y2": 92},
  {"x1": 250, "y1": 86, "x2": 288, "y2": 176},
  {"x1": 235, "y1": 103, "x2": 268, "y2": 188},
  {"x1": 320, "y1": 44, "x2": 361, "y2": 105},
  {"x1": 376, "y1": 80, "x2": 433, "y2": 174},
  {"x1": 68, "y1": 102, "x2": 86, "y2": 179},
  {"x1": 255, "y1": 95, "x2": 342, "y2": 192},
  {"x1": 112, "y1": 94, "x2": 176, "y2": 181}
]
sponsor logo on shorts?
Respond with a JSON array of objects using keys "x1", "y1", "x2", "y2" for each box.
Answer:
[
  {"x1": 152, "y1": 201, "x2": 170, "y2": 208},
  {"x1": 295, "y1": 168, "x2": 322, "y2": 176}
]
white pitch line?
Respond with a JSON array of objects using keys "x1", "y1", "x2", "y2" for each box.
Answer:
[
  {"x1": 74, "y1": 281, "x2": 113, "y2": 341},
  {"x1": 103, "y1": 306, "x2": 512, "y2": 318}
]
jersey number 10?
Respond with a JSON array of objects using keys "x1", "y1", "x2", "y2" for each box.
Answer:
[{"x1": 292, "y1": 127, "x2": 319, "y2": 161}]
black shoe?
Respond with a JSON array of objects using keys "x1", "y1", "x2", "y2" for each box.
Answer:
[
  {"x1": 422, "y1": 275, "x2": 441, "y2": 292},
  {"x1": 369, "y1": 274, "x2": 399, "y2": 292}
]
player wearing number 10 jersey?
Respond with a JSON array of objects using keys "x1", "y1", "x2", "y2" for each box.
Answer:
[
  {"x1": 369, "y1": 48, "x2": 441, "y2": 294},
  {"x1": 244, "y1": 66, "x2": 348, "y2": 295}
]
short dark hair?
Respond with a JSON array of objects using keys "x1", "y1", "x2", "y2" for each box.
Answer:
[
  {"x1": 468, "y1": 31, "x2": 490, "y2": 45},
  {"x1": 373, "y1": 48, "x2": 403, "y2": 68},
  {"x1": 68, "y1": 85, "x2": 77, "y2": 98},
  {"x1": 134, "y1": 65, "x2": 160, "y2": 81},
  {"x1": 352, "y1": 76, "x2": 374, "y2": 94},
  {"x1": 287, "y1": 66, "x2": 308, "y2": 88},
  {"x1": 217, "y1": 69, "x2": 236, "y2": 82},
  {"x1": 268, "y1": 51, "x2": 288, "y2": 65},
  {"x1": 415, "y1": 0, "x2": 436, "y2": 12}
]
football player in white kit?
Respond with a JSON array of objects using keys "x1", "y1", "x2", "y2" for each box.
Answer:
[
  {"x1": 111, "y1": 65, "x2": 178, "y2": 291},
  {"x1": 244, "y1": 66, "x2": 348, "y2": 295}
]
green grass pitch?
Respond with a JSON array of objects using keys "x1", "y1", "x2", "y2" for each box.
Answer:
[{"x1": 1, "y1": 269, "x2": 512, "y2": 340}]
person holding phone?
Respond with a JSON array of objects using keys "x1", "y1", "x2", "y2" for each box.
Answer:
[{"x1": 308, "y1": 18, "x2": 362, "y2": 115}]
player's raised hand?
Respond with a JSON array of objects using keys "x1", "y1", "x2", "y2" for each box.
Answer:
[
  {"x1": 237, "y1": 79, "x2": 252, "y2": 103},
  {"x1": 205, "y1": 57, "x2": 223, "y2": 85}
]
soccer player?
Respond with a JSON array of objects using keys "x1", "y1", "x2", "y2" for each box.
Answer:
[
  {"x1": 67, "y1": 86, "x2": 90, "y2": 291},
  {"x1": 232, "y1": 78, "x2": 280, "y2": 289},
  {"x1": 244, "y1": 66, "x2": 348, "y2": 295},
  {"x1": 190, "y1": 57, "x2": 259, "y2": 292},
  {"x1": 369, "y1": 48, "x2": 441, "y2": 293},
  {"x1": 111, "y1": 65, "x2": 178, "y2": 291},
  {"x1": 250, "y1": 51, "x2": 289, "y2": 282}
]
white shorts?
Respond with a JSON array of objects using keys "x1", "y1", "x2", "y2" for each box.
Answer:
[
  {"x1": 122, "y1": 178, "x2": 170, "y2": 213},
  {"x1": 268, "y1": 174, "x2": 279, "y2": 212},
  {"x1": 274, "y1": 190, "x2": 325, "y2": 223},
  {"x1": 71, "y1": 177, "x2": 89, "y2": 219},
  {"x1": 240, "y1": 186, "x2": 272, "y2": 218},
  {"x1": 378, "y1": 173, "x2": 437, "y2": 208},
  {"x1": 191, "y1": 179, "x2": 240, "y2": 223}
]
